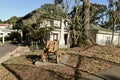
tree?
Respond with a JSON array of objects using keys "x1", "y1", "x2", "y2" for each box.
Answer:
[
  {"x1": 41, "y1": 4, "x2": 66, "y2": 18},
  {"x1": 0, "y1": 19, "x2": 3, "y2": 23},
  {"x1": 54, "y1": 0, "x2": 63, "y2": 6},
  {"x1": 69, "y1": 0, "x2": 83, "y2": 47},
  {"x1": 23, "y1": 24, "x2": 53, "y2": 47},
  {"x1": 90, "y1": 3, "x2": 107, "y2": 25},
  {"x1": 82, "y1": 0, "x2": 90, "y2": 36},
  {"x1": 69, "y1": 0, "x2": 92, "y2": 46},
  {"x1": 9, "y1": 32, "x2": 21, "y2": 43},
  {"x1": 107, "y1": 0, "x2": 120, "y2": 45},
  {"x1": 4, "y1": 16, "x2": 19, "y2": 29},
  {"x1": 54, "y1": 0, "x2": 72, "y2": 17}
]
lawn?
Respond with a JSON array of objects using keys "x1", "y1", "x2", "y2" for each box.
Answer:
[{"x1": 0, "y1": 45, "x2": 120, "y2": 80}]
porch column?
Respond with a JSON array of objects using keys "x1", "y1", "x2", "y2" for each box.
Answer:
[
  {"x1": 67, "y1": 32, "x2": 71, "y2": 47},
  {"x1": 59, "y1": 20, "x2": 65, "y2": 48},
  {"x1": 19, "y1": 30, "x2": 23, "y2": 43},
  {"x1": 2, "y1": 32, "x2": 5, "y2": 44}
]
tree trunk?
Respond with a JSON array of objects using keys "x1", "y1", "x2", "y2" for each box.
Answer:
[
  {"x1": 65, "y1": 0, "x2": 69, "y2": 14},
  {"x1": 111, "y1": 17, "x2": 117, "y2": 45},
  {"x1": 118, "y1": 28, "x2": 120, "y2": 46},
  {"x1": 82, "y1": 0, "x2": 90, "y2": 37}
]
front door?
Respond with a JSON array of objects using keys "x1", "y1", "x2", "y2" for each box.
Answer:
[{"x1": 64, "y1": 34, "x2": 68, "y2": 45}]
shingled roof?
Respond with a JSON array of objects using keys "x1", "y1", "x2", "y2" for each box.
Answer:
[
  {"x1": 90, "y1": 24, "x2": 112, "y2": 32},
  {"x1": 0, "y1": 24, "x2": 12, "y2": 27}
]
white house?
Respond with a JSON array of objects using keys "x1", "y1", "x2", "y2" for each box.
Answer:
[
  {"x1": 16, "y1": 16, "x2": 72, "y2": 48},
  {"x1": 35, "y1": 19, "x2": 72, "y2": 48},
  {"x1": 42, "y1": 19, "x2": 72, "y2": 48},
  {"x1": 90, "y1": 24, "x2": 120, "y2": 46},
  {"x1": 0, "y1": 24, "x2": 13, "y2": 44}
]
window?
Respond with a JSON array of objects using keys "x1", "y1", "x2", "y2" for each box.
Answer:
[{"x1": 53, "y1": 33, "x2": 58, "y2": 41}]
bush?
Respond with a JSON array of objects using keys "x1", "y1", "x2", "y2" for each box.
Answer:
[
  {"x1": 9, "y1": 32, "x2": 21, "y2": 43},
  {"x1": 0, "y1": 36, "x2": 11, "y2": 42},
  {"x1": 77, "y1": 34, "x2": 88, "y2": 47}
]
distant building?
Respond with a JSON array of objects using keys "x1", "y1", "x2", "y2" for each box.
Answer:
[
  {"x1": 0, "y1": 24, "x2": 12, "y2": 29},
  {"x1": 89, "y1": 24, "x2": 120, "y2": 46},
  {"x1": 0, "y1": 24, "x2": 13, "y2": 44}
]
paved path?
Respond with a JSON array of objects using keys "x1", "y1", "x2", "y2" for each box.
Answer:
[
  {"x1": 0, "y1": 42, "x2": 17, "y2": 57},
  {"x1": 0, "y1": 42, "x2": 18, "y2": 64}
]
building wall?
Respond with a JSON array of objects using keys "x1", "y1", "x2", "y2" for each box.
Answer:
[
  {"x1": 50, "y1": 30, "x2": 72, "y2": 48},
  {"x1": 96, "y1": 31, "x2": 120, "y2": 45},
  {"x1": 0, "y1": 24, "x2": 13, "y2": 37},
  {"x1": 0, "y1": 26, "x2": 6, "y2": 29},
  {"x1": 87, "y1": 29, "x2": 98, "y2": 42}
]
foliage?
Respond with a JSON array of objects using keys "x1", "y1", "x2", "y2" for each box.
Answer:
[
  {"x1": 0, "y1": 36, "x2": 11, "y2": 42},
  {"x1": 22, "y1": 24, "x2": 54, "y2": 47},
  {"x1": 41, "y1": 4, "x2": 67, "y2": 19},
  {"x1": 4, "y1": 16, "x2": 20, "y2": 29},
  {"x1": 54, "y1": 0, "x2": 63, "y2": 6},
  {"x1": 69, "y1": 0, "x2": 91, "y2": 47},
  {"x1": 0, "y1": 19, "x2": 3, "y2": 23},
  {"x1": 106, "y1": 0, "x2": 120, "y2": 44},
  {"x1": 69, "y1": 0, "x2": 108, "y2": 47},
  {"x1": 77, "y1": 34, "x2": 88, "y2": 46},
  {"x1": 68, "y1": 0, "x2": 82, "y2": 47},
  {"x1": 9, "y1": 32, "x2": 21, "y2": 43},
  {"x1": 90, "y1": 3, "x2": 107, "y2": 25}
]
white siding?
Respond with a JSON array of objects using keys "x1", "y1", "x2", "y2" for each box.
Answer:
[{"x1": 96, "y1": 31, "x2": 120, "y2": 45}]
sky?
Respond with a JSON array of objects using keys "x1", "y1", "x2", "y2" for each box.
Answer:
[{"x1": 0, "y1": 0, "x2": 108, "y2": 21}]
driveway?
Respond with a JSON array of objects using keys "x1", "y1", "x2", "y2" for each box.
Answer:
[{"x1": 0, "y1": 42, "x2": 17, "y2": 57}]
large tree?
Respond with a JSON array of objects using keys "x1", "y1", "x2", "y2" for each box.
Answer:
[
  {"x1": 82, "y1": 0, "x2": 90, "y2": 36},
  {"x1": 69, "y1": 2, "x2": 107, "y2": 46},
  {"x1": 90, "y1": 3, "x2": 107, "y2": 25},
  {"x1": 4, "y1": 16, "x2": 19, "y2": 29},
  {"x1": 107, "y1": 0, "x2": 120, "y2": 45},
  {"x1": 70, "y1": 0, "x2": 91, "y2": 46}
]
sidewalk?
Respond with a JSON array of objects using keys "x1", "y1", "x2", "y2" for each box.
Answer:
[
  {"x1": 0, "y1": 42, "x2": 17, "y2": 64},
  {"x1": 0, "y1": 51, "x2": 13, "y2": 64},
  {"x1": 0, "y1": 45, "x2": 30, "y2": 64},
  {"x1": 0, "y1": 41, "x2": 30, "y2": 64},
  {"x1": 0, "y1": 42, "x2": 17, "y2": 57}
]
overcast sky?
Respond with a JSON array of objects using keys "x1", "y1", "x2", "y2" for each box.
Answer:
[{"x1": 0, "y1": 0, "x2": 108, "y2": 21}]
